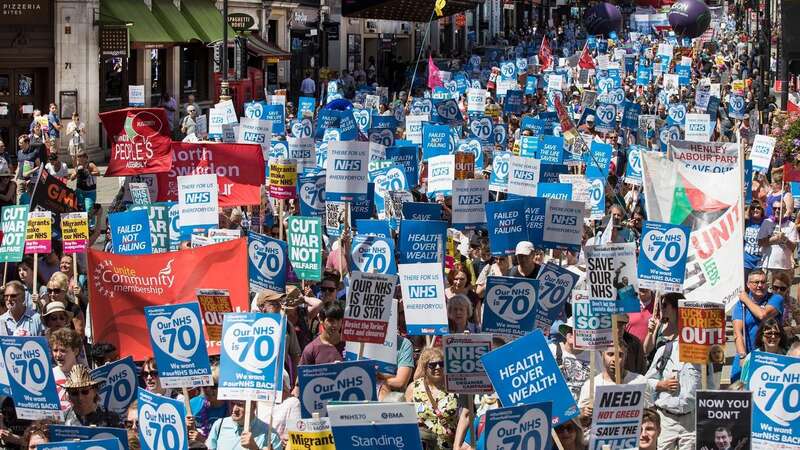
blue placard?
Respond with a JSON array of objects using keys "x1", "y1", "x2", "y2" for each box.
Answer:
[
  {"x1": 91, "y1": 356, "x2": 138, "y2": 415},
  {"x1": 262, "y1": 104, "x2": 287, "y2": 135},
  {"x1": 372, "y1": 115, "x2": 398, "y2": 130},
  {"x1": 539, "y1": 135, "x2": 564, "y2": 164},
  {"x1": 398, "y1": 219, "x2": 448, "y2": 264},
  {"x1": 594, "y1": 103, "x2": 617, "y2": 133},
  {"x1": 352, "y1": 108, "x2": 372, "y2": 134},
  {"x1": 526, "y1": 76, "x2": 538, "y2": 94},
  {"x1": 298, "y1": 171, "x2": 326, "y2": 218},
  {"x1": 0, "y1": 336, "x2": 60, "y2": 420},
  {"x1": 350, "y1": 183, "x2": 375, "y2": 221},
  {"x1": 537, "y1": 183, "x2": 572, "y2": 200},
  {"x1": 520, "y1": 135, "x2": 540, "y2": 159},
  {"x1": 316, "y1": 109, "x2": 340, "y2": 140},
  {"x1": 423, "y1": 123, "x2": 454, "y2": 160},
  {"x1": 489, "y1": 151, "x2": 511, "y2": 192},
  {"x1": 410, "y1": 98, "x2": 433, "y2": 115},
  {"x1": 370, "y1": 164, "x2": 408, "y2": 216},
  {"x1": 402, "y1": 202, "x2": 443, "y2": 221},
  {"x1": 482, "y1": 276, "x2": 540, "y2": 339},
  {"x1": 456, "y1": 138, "x2": 485, "y2": 169},
  {"x1": 636, "y1": 221, "x2": 690, "y2": 292},
  {"x1": 368, "y1": 127, "x2": 395, "y2": 148},
  {"x1": 484, "y1": 403, "x2": 553, "y2": 450},
  {"x1": 109, "y1": 209, "x2": 153, "y2": 255},
  {"x1": 707, "y1": 95, "x2": 720, "y2": 123},
  {"x1": 435, "y1": 98, "x2": 464, "y2": 124},
  {"x1": 504, "y1": 90, "x2": 524, "y2": 114},
  {"x1": 137, "y1": 388, "x2": 189, "y2": 450},
  {"x1": 486, "y1": 200, "x2": 528, "y2": 255},
  {"x1": 585, "y1": 141, "x2": 613, "y2": 179},
  {"x1": 329, "y1": 403, "x2": 423, "y2": 450},
  {"x1": 746, "y1": 351, "x2": 800, "y2": 448},
  {"x1": 621, "y1": 101, "x2": 641, "y2": 130},
  {"x1": 676, "y1": 64, "x2": 691, "y2": 85},
  {"x1": 535, "y1": 263, "x2": 579, "y2": 333},
  {"x1": 667, "y1": 103, "x2": 687, "y2": 126},
  {"x1": 355, "y1": 219, "x2": 392, "y2": 238},
  {"x1": 218, "y1": 312, "x2": 286, "y2": 400},
  {"x1": 386, "y1": 145, "x2": 419, "y2": 187},
  {"x1": 469, "y1": 116, "x2": 495, "y2": 143},
  {"x1": 636, "y1": 66, "x2": 651, "y2": 86},
  {"x1": 501, "y1": 61, "x2": 517, "y2": 79},
  {"x1": 298, "y1": 360, "x2": 378, "y2": 418},
  {"x1": 49, "y1": 425, "x2": 129, "y2": 450},
  {"x1": 588, "y1": 176, "x2": 606, "y2": 219},
  {"x1": 494, "y1": 123, "x2": 508, "y2": 148},
  {"x1": 247, "y1": 231, "x2": 288, "y2": 293},
  {"x1": 39, "y1": 439, "x2": 122, "y2": 450},
  {"x1": 521, "y1": 116, "x2": 548, "y2": 135},
  {"x1": 521, "y1": 196, "x2": 547, "y2": 244},
  {"x1": 338, "y1": 110, "x2": 360, "y2": 141},
  {"x1": 144, "y1": 302, "x2": 212, "y2": 388},
  {"x1": 298, "y1": 96, "x2": 316, "y2": 117},
  {"x1": 292, "y1": 118, "x2": 312, "y2": 139},
  {"x1": 625, "y1": 145, "x2": 644, "y2": 184},
  {"x1": 481, "y1": 329, "x2": 578, "y2": 425},
  {"x1": 539, "y1": 164, "x2": 569, "y2": 183},
  {"x1": 351, "y1": 234, "x2": 397, "y2": 275},
  {"x1": 728, "y1": 94, "x2": 747, "y2": 119}
]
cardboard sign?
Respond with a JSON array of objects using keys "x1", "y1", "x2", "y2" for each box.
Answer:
[
  {"x1": 49, "y1": 425, "x2": 129, "y2": 450},
  {"x1": 298, "y1": 360, "x2": 378, "y2": 418},
  {"x1": 344, "y1": 299, "x2": 400, "y2": 374},
  {"x1": 750, "y1": 134, "x2": 776, "y2": 173},
  {"x1": 247, "y1": 231, "x2": 288, "y2": 293},
  {"x1": 137, "y1": 388, "x2": 188, "y2": 450},
  {"x1": 343, "y1": 271, "x2": 396, "y2": 344},
  {"x1": 144, "y1": 302, "x2": 213, "y2": 388},
  {"x1": 398, "y1": 262, "x2": 448, "y2": 335},
  {"x1": 196, "y1": 289, "x2": 232, "y2": 343},
  {"x1": 328, "y1": 403, "x2": 423, "y2": 450},
  {"x1": 0, "y1": 336, "x2": 62, "y2": 420},
  {"x1": 585, "y1": 243, "x2": 639, "y2": 314},
  {"x1": 129, "y1": 182, "x2": 151, "y2": 205},
  {"x1": 286, "y1": 216, "x2": 323, "y2": 281},
  {"x1": 109, "y1": 209, "x2": 152, "y2": 255},
  {"x1": 0, "y1": 206, "x2": 28, "y2": 262},
  {"x1": 590, "y1": 384, "x2": 646, "y2": 450},
  {"x1": 60, "y1": 212, "x2": 89, "y2": 254},
  {"x1": 24, "y1": 211, "x2": 51, "y2": 254},
  {"x1": 482, "y1": 276, "x2": 540, "y2": 340},
  {"x1": 746, "y1": 352, "x2": 800, "y2": 449},
  {"x1": 484, "y1": 403, "x2": 552, "y2": 450},
  {"x1": 677, "y1": 300, "x2": 725, "y2": 364},
  {"x1": 486, "y1": 199, "x2": 528, "y2": 255},
  {"x1": 696, "y1": 391, "x2": 752, "y2": 450},
  {"x1": 288, "y1": 417, "x2": 336, "y2": 450},
  {"x1": 39, "y1": 439, "x2": 121, "y2": 450},
  {"x1": 218, "y1": 312, "x2": 286, "y2": 402},
  {"x1": 451, "y1": 179, "x2": 488, "y2": 228},
  {"x1": 572, "y1": 291, "x2": 613, "y2": 349},
  {"x1": 535, "y1": 263, "x2": 579, "y2": 335},
  {"x1": 91, "y1": 357, "x2": 138, "y2": 415},
  {"x1": 443, "y1": 333, "x2": 493, "y2": 394},
  {"x1": 326, "y1": 141, "x2": 369, "y2": 202},
  {"x1": 350, "y1": 234, "x2": 397, "y2": 275},
  {"x1": 269, "y1": 158, "x2": 298, "y2": 199},
  {"x1": 637, "y1": 221, "x2": 690, "y2": 292},
  {"x1": 685, "y1": 113, "x2": 711, "y2": 142},
  {"x1": 507, "y1": 155, "x2": 542, "y2": 197},
  {"x1": 481, "y1": 329, "x2": 578, "y2": 425},
  {"x1": 177, "y1": 174, "x2": 218, "y2": 233}
]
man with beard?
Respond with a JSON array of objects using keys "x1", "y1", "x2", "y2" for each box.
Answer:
[{"x1": 550, "y1": 317, "x2": 602, "y2": 401}]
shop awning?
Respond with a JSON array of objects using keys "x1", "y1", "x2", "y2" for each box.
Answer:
[
  {"x1": 152, "y1": 0, "x2": 204, "y2": 43},
  {"x1": 182, "y1": 0, "x2": 236, "y2": 43},
  {"x1": 342, "y1": 0, "x2": 482, "y2": 22},
  {"x1": 245, "y1": 33, "x2": 291, "y2": 62},
  {"x1": 100, "y1": 0, "x2": 174, "y2": 45}
]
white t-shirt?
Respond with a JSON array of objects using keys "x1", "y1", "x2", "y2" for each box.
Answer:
[{"x1": 757, "y1": 218, "x2": 798, "y2": 269}]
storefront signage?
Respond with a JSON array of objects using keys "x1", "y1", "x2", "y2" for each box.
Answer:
[{"x1": 228, "y1": 13, "x2": 256, "y2": 31}]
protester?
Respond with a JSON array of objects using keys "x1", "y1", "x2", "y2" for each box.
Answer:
[
  {"x1": 757, "y1": 197, "x2": 798, "y2": 279},
  {"x1": 63, "y1": 364, "x2": 123, "y2": 427},
  {"x1": 552, "y1": 317, "x2": 601, "y2": 401},
  {"x1": 447, "y1": 294, "x2": 479, "y2": 333},
  {"x1": 298, "y1": 303, "x2": 344, "y2": 366},
  {"x1": 509, "y1": 241, "x2": 540, "y2": 279},
  {"x1": 732, "y1": 269, "x2": 784, "y2": 380},
  {"x1": 21, "y1": 421, "x2": 50, "y2": 449},
  {"x1": 49, "y1": 327, "x2": 83, "y2": 410},
  {"x1": 445, "y1": 268, "x2": 481, "y2": 325},
  {"x1": 1, "y1": 280, "x2": 43, "y2": 336},
  {"x1": 205, "y1": 400, "x2": 283, "y2": 450},
  {"x1": 739, "y1": 318, "x2": 791, "y2": 382},
  {"x1": 406, "y1": 347, "x2": 458, "y2": 449},
  {"x1": 639, "y1": 408, "x2": 662, "y2": 450}
]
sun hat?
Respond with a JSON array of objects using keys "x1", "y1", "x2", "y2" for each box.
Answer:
[{"x1": 64, "y1": 364, "x2": 104, "y2": 389}]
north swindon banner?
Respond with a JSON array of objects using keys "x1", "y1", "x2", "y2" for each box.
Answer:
[
  {"x1": 99, "y1": 108, "x2": 173, "y2": 176},
  {"x1": 88, "y1": 238, "x2": 250, "y2": 361},
  {"x1": 642, "y1": 151, "x2": 744, "y2": 310},
  {"x1": 156, "y1": 142, "x2": 266, "y2": 207}
]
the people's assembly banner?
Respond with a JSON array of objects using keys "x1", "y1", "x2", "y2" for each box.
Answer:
[
  {"x1": 157, "y1": 142, "x2": 266, "y2": 206},
  {"x1": 99, "y1": 108, "x2": 173, "y2": 176},
  {"x1": 88, "y1": 238, "x2": 250, "y2": 360}
]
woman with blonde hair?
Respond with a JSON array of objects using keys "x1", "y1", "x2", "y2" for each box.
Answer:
[
  {"x1": 406, "y1": 347, "x2": 458, "y2": 449},
  {"x1": 43, "y1": 271, "x2": 85, "y2": 336}
]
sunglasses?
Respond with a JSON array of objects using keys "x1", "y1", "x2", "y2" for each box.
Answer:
[
  {"x1": 427, "y1": 360, "x2": 444, "y2": 370},
  {"x1": 763, "y1": 331, "x2": 781, "y2": 338},
  {"x1": 772, "y1": 285, "x2": 788, "y2": 292},
  {"x1": 321, "y1": 286, "x2": 337, "y2": 293},
  {"x1": 68, "y1": 388, "x2": 93, "y2": 397},
  {"x1": 124, "y1": 419, "x2": 139, "y2": 429},
  {"x1": 47, "y1": 314, "x2": 69, "y2": 322},
  {"x1": 557, "y1": 424, "x2": 577, "y2": 433},
  {"x1": 141, "y1": 370, "x2": 159, "y2": 378},
  {"x1": 47, "y1": 288, "x2": 64, "y2": 294}
]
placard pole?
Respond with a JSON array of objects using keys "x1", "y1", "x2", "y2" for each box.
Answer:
[
  {"x1": 468, "y1": 395, "x2": 476, "y2": 449},
  {"x1": 264, "y1": 310, "x2": 286, "y2": 446},
  {"x1": 182, "y1": 387, "x2": 193, "y2": 429},
  {"x1": 244, "y1": 400, "x2": 252, "y2": 433},
  {"x1": 72, "y1": 253, "x2": 78, "y2": 291},
  {"x1": 553, "y1": 429, "x2": 566, "y2": 450},
  {"x1": 33, "y1": 254, "x2": 39, "y2": 307},
  {"x1": 612, "y1": 315, "x2": 621, "y2": 384},
  {"x1": 701, "y1": 363, "x2": 708, "y2": 390}
]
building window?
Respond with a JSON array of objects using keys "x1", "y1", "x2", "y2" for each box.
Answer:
[
  {"x1": 180, "y1": 45, "x2": 209, "y2": 102},
  {"x1": 101, "y1": 56, "x2": 125, "y2": 108},
  {"x1": 151, "y1": 49, "x2": 167, "y2": 104}
]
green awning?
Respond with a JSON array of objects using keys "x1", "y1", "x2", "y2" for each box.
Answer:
[
  {"x1": 182, "y1": 0, "x2": 236, "y2": 43},
  {"x1": 152, "y1": 0, "x2": 204, "y2": 43},
  {"x1": 100, "y1": 0, "x2": 174, "y2": 44}
]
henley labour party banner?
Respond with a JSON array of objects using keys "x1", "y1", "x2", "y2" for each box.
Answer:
[
  {"x1": 88, "y1": 238, "x2": 250, "y2": 361},
  {"x1": 99, "y1": 108, "x2": 173, "y2": 176},
  {"x1": 157, "y1": 142, "x2": 266, "y2": 207}
]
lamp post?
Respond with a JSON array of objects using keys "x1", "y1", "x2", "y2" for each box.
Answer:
[{"x1": 220, "y1": 0, "x2": 231, "y2": 101}]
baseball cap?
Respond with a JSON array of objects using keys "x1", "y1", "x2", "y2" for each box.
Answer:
[
  {"x1": 515, "y1": 241, "x2": 534, "y2": 256},
  {"x1": 586, "y1": 115, "x2": 595, "y2": 122},
  {"x1": 558, "y1": 316, "x2": 575, "y2": 336}
]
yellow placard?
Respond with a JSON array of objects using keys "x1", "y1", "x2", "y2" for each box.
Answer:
[
  {"x1": 61, "y1": 213, "x2": 89, "y2": 242},
  {"x1": 25, "y1": 213, "x2": 51, "y2": 242}
]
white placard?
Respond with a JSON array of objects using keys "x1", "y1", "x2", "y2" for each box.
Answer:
[
  {"x1": 177, "y1": 174, "x2": 219, "y2": 229},
  {"x1": 128, "y1": 85, "x2": 145, "y2": 107},
  {"x1": 507, "y1": 155, "x2": 541, "y2": 196}
]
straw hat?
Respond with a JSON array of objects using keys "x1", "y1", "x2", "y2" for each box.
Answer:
[
  {"x1": 64, "y1": 364, "x2": 104, "y2": 389},
  {"x1": 256, "y1": 285, "x2": 302, "y2": 309},
  {"x1": 42, "y1": 301, "x2": 74, "y2": 321}
]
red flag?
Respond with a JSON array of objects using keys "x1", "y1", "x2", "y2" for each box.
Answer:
[
  {"x1": 89, "y1": 238, "x2": 251, "y2": 361},
  {"x1": 156, "y1": 142, "x2": 266, "y2": 206},
  {"x1": 428, "y1": 55, "x2": 444, "y2": 90},
  {"x1": 579, "y1": 43, "x2": 596, "y2": 70},
  {"x1": 784, "y1": 163, "x2": 800, "y2": 182},
  {"x1": 538, "y1": 36, "x2": 553, "y2": 71},
  {"x1": 99, "y1": 108, "x2": 173, "y2": 177}
]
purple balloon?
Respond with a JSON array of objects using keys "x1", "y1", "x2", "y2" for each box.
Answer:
[
  {"x1": 668, "y1": 0, "x2": 711, "y2": 38},
  {"x1": 583, "y1": 2, "x2": 622, "y2": 36}
]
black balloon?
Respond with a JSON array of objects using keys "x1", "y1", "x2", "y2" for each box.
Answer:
[
  {"x1": 583, "y1": 3, "x2": 623, "y2": 36},
  {"x1": 668, "y1": 0, "x2": 711, "y2": 38}
]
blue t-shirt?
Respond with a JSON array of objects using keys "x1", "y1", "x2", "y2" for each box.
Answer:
[
  {"x1": 743, "y1": 219, "x2": 763, "y2": 269},
  {"x1": 732, "y1": 292, "x2": 784, "y2": 352},
  {"x1": 48, "y1": 112, "x2": 60, "y2": 138}
]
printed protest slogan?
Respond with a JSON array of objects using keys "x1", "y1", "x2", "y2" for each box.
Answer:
[
  {"x1": 585, "y1": 243, "x2": 639, "y2": 314},
  {"x1": 0, "y1": 206, "x2": 28, "y2": 262},
  {"x1": 484, "y1": 403, "x2": 552, "y2": 450},
  {"x1": 444, "y1": 333, "x2": 493, "y2": 394},
  {"x1": 287, "y1": 216, "x2": 323, "y2": 281},
  {"x1": 196, "y1": 289, "x2": 232, "y2": 343},
  {"x1": 590, "y1": 384, "x2": 646, "y2": 450},
  {"x1": 61, "y1": 212, "x2": 89, "y2": 254},
  {"x1": 697, "y1": 391, "x2": 752, "y2": 450},
  {"x1": 677, "y1": 300, "x2": 725, "y2": 363},
  {"x1": 343, "y1": 272, "x2": 396, "y2": 344},
  {"x1": 269, "y1": 159, "x2": 298, "y2": 199},
  {"x1": 288, "y1": 417, "x2": 336, "y2": 450},
  {"x1": 746, "y1": 352, "x2": 800, "y2": 450},
  {"x1": 572, "y1": 291, "x2": 613, "y2": 349},
  {"x1": 298, "y1": 360, "x2": 377, "y2": 417},
  {"x1": 24, "y1": 211, "x2": 52, "y2": 254},
  {"x1": 99, "y1": 108, "x2": 173, "y2": 176}
]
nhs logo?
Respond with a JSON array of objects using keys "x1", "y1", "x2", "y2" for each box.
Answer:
[
  {"x1": 513, "y1": 170, "x2": 537, "y2": 181},
  {"x1": 334, "y1": 159, "x2": 361, "y2": 171},
  {"x1": 410, "y1": 285, "x2": 437, "y2": 298},
  {"x1": 183, "y1": 192, "x2": 211, "y2": 204},
  {"x1": 550, "y1": 214, "x2": 576, "y2": 226},
  {"x1": 458, "y1": 195, "x2": 483, "y2": 205}
]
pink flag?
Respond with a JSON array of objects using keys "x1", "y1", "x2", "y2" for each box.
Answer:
[{"x1": 428, "y1": 55, "x2": 444, "y2": 90}]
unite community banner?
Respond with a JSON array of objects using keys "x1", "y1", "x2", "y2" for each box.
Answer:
[
  {"x1": 157, "y1": 142, "x2": 266, "y2": 206},
  {"x1": 88, "y1": 238, "x2": 250, "y2": 361},
  {"x1": 641, "y1": 151, "x2": 744, "y2": 309}
]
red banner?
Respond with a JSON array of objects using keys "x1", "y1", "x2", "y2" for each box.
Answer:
[
  {"x1": 99, "y1": 108, "x2": 173, "y2": 176},
  {"x1": 157, "y1": 142, "x2": 266, "y2": 206},
  {"x1": 88, "y1": 238, "x2": 250, "y2": 361}
]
